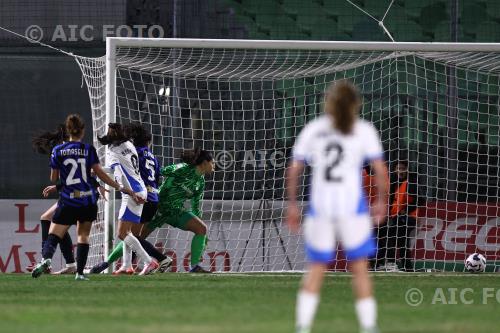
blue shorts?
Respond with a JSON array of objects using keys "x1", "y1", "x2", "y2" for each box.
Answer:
[
  {"x1": 118, "y1": 191, "x2": 147, "y2": 224},
  {"x1": 304, "y1": 214, "x2": 376, "y2": 263}
]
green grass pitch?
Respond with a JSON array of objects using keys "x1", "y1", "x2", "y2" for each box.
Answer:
[{"x1": 0, "y1": 273, "x2": 499, "y2": 333}]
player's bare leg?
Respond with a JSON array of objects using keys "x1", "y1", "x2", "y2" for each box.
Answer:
[
  {"x1": 295, "y1": 263, "x2": 326, "y2": 333},
  {"x1": 350, "y1": 259, "x2": 378, "y2": 333}
]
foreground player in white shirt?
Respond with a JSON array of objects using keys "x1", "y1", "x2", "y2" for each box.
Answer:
[
  {"x1": 99, "y1": 123, "x2": 159, "y2": 275},
  {"x1": 287, "y1": 81, "x2": 389, "y2": 333}
]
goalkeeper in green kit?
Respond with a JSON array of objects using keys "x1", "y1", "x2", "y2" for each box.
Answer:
[
  {"x1": 91, "y1": 147, "x2": 215, "y2": 274},
  {"x1": 143, "y1": 148, "x2": 215, "y2": 273}
]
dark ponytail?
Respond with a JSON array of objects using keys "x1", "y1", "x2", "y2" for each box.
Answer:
[
  {"x1": 325, "y1": 80, "x2": 361, "y2": 135},
  {"x1": 98, "y1": 123, "x2": 128, "y2": 146},
  {"x1": 180, "y1": 147, "x2": 213, "y2": 166},
  {"x1": 124, "y1": 123, "x2": 152, "y2": 147},
  {"x1": 32, "y1": 123, "x2": 68, "y2": 155}
]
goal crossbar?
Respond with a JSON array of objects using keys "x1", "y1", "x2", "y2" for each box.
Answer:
[{"x1": 107, "y1": 37, "x2": 500, "y2": 52}]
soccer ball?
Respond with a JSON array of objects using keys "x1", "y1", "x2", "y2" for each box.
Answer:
[{"x1": 465, "y1": 253, "x2": 486, "y2": 273}]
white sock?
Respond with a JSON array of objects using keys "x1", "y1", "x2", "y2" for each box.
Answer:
[
  {"x1": 123, "y1": 234, "x2": 152, "y2": 265},
  {"x1": 66, "y1": 262, "x2": 76, "y2": 268},
  {"x1": 296, "y1": 290, "x2": 319, "y2": 331},
  {"x1": 355, "y1": 297, "x2": 377, "y2": 330},
  {"x1": 122, "y1": 242, "x2": 132, "y2": 269}
]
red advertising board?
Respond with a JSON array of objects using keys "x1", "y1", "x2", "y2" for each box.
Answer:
[
  {"x1": 329, "y1": 201, "x2": 500, "y2": 271},
  {"x1": 414, "y1": 201, "x2": 500, "y2": 262}
]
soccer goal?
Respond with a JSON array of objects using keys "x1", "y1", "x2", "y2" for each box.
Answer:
[{"x1": 75, "y1": 38, "x2": 500, "y2": 273}]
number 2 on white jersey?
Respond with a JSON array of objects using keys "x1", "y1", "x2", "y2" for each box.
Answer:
[
  {"x1": 63, "y1": 158, "x2": 87, "y2": 185},
  {"x1": 324, "y1": 142, "x2": 343, "y2": 182}
]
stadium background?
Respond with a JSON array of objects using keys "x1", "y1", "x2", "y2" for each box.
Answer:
[
  {"x1": 0, "y1": 0, "x2": 498, "y2": 202},
  {"x1": 0, "y1": 3, "x2": 499, "y2": 333}
]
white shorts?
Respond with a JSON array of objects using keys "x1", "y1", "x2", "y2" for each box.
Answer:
[
  {"x1": 118, "y1": 191, "x2": 147, "y2": 224},
  {"x1": 303, "y1": 214, "x2": 376, "y2": 263}
]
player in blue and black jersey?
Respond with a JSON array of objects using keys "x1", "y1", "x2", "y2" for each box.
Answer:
[
  {"x1": 30, "y1": 124, "x2": 108, "y2": 275},
  {"x1": 31, "y1": 114, "x2": 143, "y2": 281},
  {"x1": 126, "y1": 124, "x2": 160, "y2": 226},
  {"x1": 30, "y1": 124, "x2": 77, "y2": 274}
]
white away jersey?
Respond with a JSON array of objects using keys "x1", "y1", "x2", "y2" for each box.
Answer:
[
  {"x1": 292, "y1": 115, "x2": 384, "y2": 217},
  {"x1": 107, "y1": 140, "x2": 146, "y2": 193}
]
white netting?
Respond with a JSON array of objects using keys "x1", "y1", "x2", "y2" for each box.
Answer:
[
  {"x1": 74, "y1": 55, "x2": 108, "y2": 267},
  {"x1": 76, "y1": 42, "x2": 500, "y2": 273}
]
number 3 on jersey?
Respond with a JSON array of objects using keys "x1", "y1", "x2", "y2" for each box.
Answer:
[{"x1": 324, "y1": 142, "x2": 343, "y2": 182}]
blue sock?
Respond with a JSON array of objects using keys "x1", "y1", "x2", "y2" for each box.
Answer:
[
  {"x1": 76, "y1": 243, "x2": 89, "y2": 275},
  {"x1": 60, "y1": 232, "x2": 75, "y2": 264},
  {"x1": 40, "y1": 220, "x2": 51, "y2": 251},
  {"x1": 42, "y1": 234, "x2": 61, "y2": 260}
]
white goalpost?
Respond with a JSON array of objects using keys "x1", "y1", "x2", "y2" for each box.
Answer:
[{"x1": 75, "y1": 38, "x2": 500, "y2": 273}]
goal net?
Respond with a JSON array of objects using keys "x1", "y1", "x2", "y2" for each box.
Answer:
[{"x1": 76, "y1": 39, "x2": 500, "y2": 273}]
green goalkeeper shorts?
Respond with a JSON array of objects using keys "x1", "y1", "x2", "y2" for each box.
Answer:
[{"x1": 147, "y1": 209, "x2": 196, "y2": 231}]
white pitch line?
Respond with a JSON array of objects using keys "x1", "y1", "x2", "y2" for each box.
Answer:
[{"x1": 205, "y1": 273, "x2": 499, "y2": 278}]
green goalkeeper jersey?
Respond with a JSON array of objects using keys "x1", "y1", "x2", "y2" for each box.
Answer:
[{"x1": 157, "y1": 163, "x2": 205, "y2": 217}]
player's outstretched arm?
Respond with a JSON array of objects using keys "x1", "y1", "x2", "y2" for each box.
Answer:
[
  {"x1": 160, "y1": 163, "x2": 179, "y2": 177},
  {"x1": 92, "y1": 163, "x2": 144, "y2": 204},
  {"x1": 370, "y1": 159, "x2": 389, "y2": 225},
  {"x1": 286, "y1": 160, "x2": 305, "y2": 233}
]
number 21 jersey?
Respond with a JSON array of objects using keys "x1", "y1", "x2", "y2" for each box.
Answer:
[
  {"x1": 50, "y1": 141, "x2": 100, "y2": 207},
  {"x1": 292, "y1": 115, "x2": 384, "y2": 217}
]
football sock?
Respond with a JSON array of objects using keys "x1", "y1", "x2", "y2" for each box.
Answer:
[
  {"x1": 138, "y1": 238, "x2": 167, "y2": 262},
  {"x1": 60, "y1": 232, "x2": 75, "y2": 264},
  {"x1": 355, "y1": 297, "x2": 377, "y2": 330},
  {"x1": 296, "y1": 290, "x2": 319, "y2": 331},
  {"x1": 40, "y1": 220, "x2": 51, "y2": 250},
  {"x1": 190, "y1": 234, "x2": 207, "y2": 267},
  {"x1": 122, "y1": 242, "x2": 132, "y2": 269},
  {"x1": 42, "y1": 234, "x2": 61, "y2": 260},
  {"x1": 123, "y1": 234, "x2": 152, "y2": 264},
  {"x1": 76, "y1": 243, "x2": 89, "y2": 275},
  {"x1": 107, "y1": 241, "x2": 124, "y2": 263},
  {"x1": 131, "y1": 252, "x2": 137, "y2": 263}
]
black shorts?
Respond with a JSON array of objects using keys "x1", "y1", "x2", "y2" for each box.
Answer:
[
  {"x1": 52, "y1": 204, "x2": 98, "y2": 226},
  {"x1": 140, "y1": 201, "x2": 158, "y2": 223}
]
